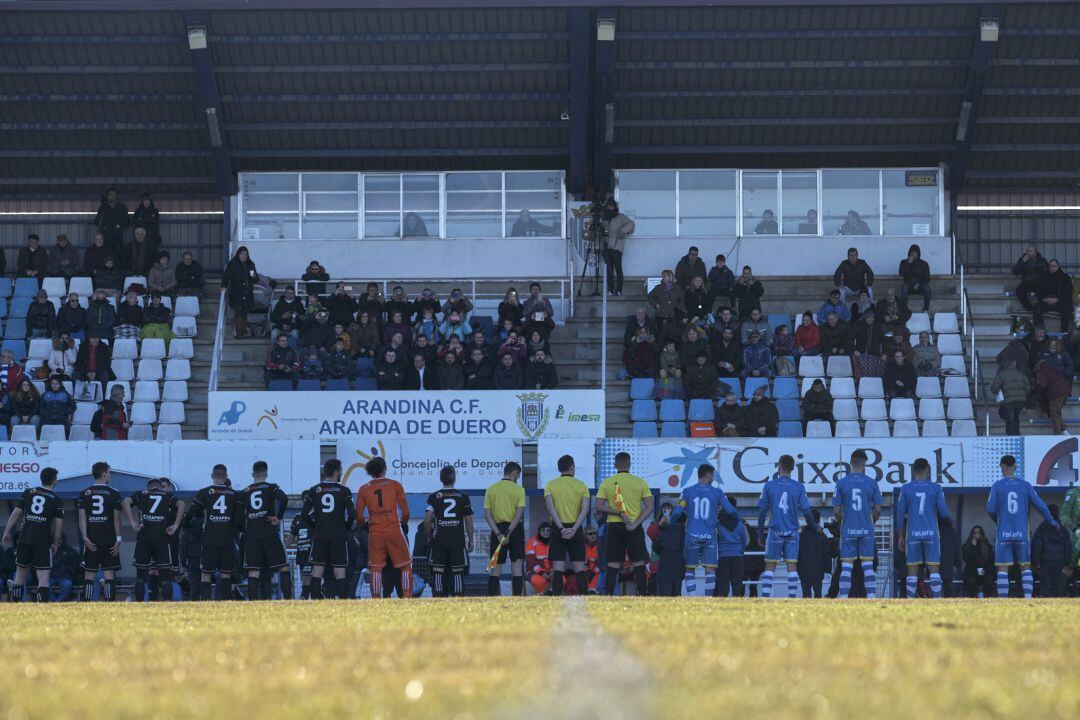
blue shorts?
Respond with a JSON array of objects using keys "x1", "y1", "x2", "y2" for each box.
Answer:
[
  {"x1": 839, "y1": 536, "x2": 874, "y2": 561},
  {"x1": 684, "y1": 534, "x2": 718, "y2": 568},
  {"x1": 995, "y1": 540, "x2": 1031, "y2": 566},
  {"x1": 764, "y1": 532, "x2": 798, "y2": 562},
  {"x1": 906, "y1": 536, "x2": 940, "y2": 565}
]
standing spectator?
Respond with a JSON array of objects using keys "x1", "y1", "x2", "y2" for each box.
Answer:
[
  {"x1": 740, "y1": 308, "x2": 771, "y2": 346},
  {"x1": 0, "y1": 349, "x2": 24, "y2": 394},
  {"x1": 39, "y1": 376, "x2": 74, "y2": 430},
  {"x1": 46, "y1": 334, "x2": 78, "y2": 379},
  {"x1": 741, "y1": 385, "x2": 778, "y2": 437},
  {"x1": 49, "y1": 535, "x2": 79, "y2": 601},
  {"x1": 90, "y1": 384, "x2": 129, "y2": 440},
  {"x1": 1034, "y1": 259, "x2": 1073, "y2": 329},
  {"x1": 493, "y1": 352, "x2": 523, "y2": 390},
  {"x1": 175, "y1": 252, "x2": 204, "y2": 296},
  {"x1": 875, "y1": 287, "x2": 911, "y2": 336},
  {"x1": 25, "y1": 290, "x2": 56, "y2": 339},
  {"x1": 498, "y1": 288, "x2": 524, "y2": 327},
  {"x1": 148, "y1": 252, "x2": 177, "y2": 296},
  {"x1": 17, "y1": 234, "x2": 48, "y2": 283},
  {"x1": 707, "y1": 254, "x2": 736, "y2": 312},
  {"x1": 753, "y1": 210, "x2": 778, "y2": 234},
  {"x1": 712, "y1": 327, "x2": 742, "y2": 378},
  {"x1": 442, "y1": 288, "x2": 474, "y2": 320},
  {"x1": 94, "y1": 189, "x2": 129, "y2": 251},
  {"x1": 436, "y1": 350, "x2": 465, "y2": 390},
  {"x1": 270, "y1": 285, "x2": 304, "y2": 345},
  {"x1": 84, "y1": 289, "x2": 117, "y2": 340},
  {"x1": 221, "y1": 246, "x2": 257, "y2": 338},
  {"x1": 714, "y1": 393, "x2": 744, "y2": 437},
  {"x1": 962, "y1": 525, "x2": 995, "y2": 597},
  {"x1": 384, "y1": 286, "x2": 413, "y2": 326},
  {"x1": 522, "y1": 283, "x2": 555, "y2": 337},
  {"x1": 439, "y1": 311, "x2": 472, "y2": 343},
  {"x1": 838, "y1": 210, "x2": 872, "y2": 235},
  {"x1": 83, "y1": 232, "x2": 110, "y2": 276},
  {"x1": 833, "y1": 247, "x2": 874, "y2": 303},
  {"x1": 410, "y1": 288, "x2": 439, "y2": 324},
  {"x1": 10, "y1": 378, "x2": 41, "y2": 431},
  {"x1": 1032, "y1": 504, "x2": 1071, "y2": 597},
  {"x1": 325, "y1": 283, "x2": 359, "y2": 328},
  {"x1": 797, "y1": 509, "x2": 827, "y2": 598},
  {"x1": 913, "y1": 330, "x2": 942, "y2": 376},
  {"x1": 820, "y1": 312, "x2": 848, "y2": 358},
  {"x1": 674, "y1": 246, "x2": 707, "y2": 290},
  {"x1": 683, "y1": 353, "x2": 718, "y2": 400},
  {"x1": 132, "y1": 192, "x2": 161, "y2": 245},
  {"x1": 883, "y1": 350, "x2": 917, "y2": 399},
  {"x1": 126, "y1": 227, "x2": 157, "y2": 276},
  {"x1": 1034, "y1": 359, "x2": 1070, "y2": 434},
  {"x1": 684, "y1": 276, "x2": 711, "y2": 326},
  {"x1": 301, "y1": 261, "x2": 330, "y2": 297},
  {"x1": 715, "y1": 501, "x2": 747, "y2": 597},
  {"x1": 731, "y1": 266, "x2": 764, "y2": 321},
  {"x1": 848, "y1": 308, "x2": 885, "y2": 377},
  {"x1": 113, "y1": 290, "x2": 144, "y2": 340},
  {"x1": 899, "y1": 244, "x2": 932, "y2": 312},
  {"x1": 600, "y1": 199, "x2": 633, "y2": 297},
  {"x1": 1012, "y1": 244, "x2": 1049, "y2": 315},
  {"x1": 46, "y1": 234, "x2": 80, "y2": 280},
  {"x1": 55, "y1": 294, "x2": 87, "y2": 341},
  {"x1": 801, "y1": 378, "x2": 834, "y2": 432},
  {"x1": 795, "y1": 312, "x2": 821, "y2": 357},
  {"x1": 817, "y1": 288, "x2": 850, "y2": 325},
  {"x1": 524, "y1": 350, "x2": 558, "y2": 389},
  {"x1": 74, "y1": 335, "x2": 113, "y2": 383},
  {"x1": 741, "y1": 329, "x2": 772, "y2": 379},
  {"x1": 375, "y1": 348, "x2": 405, "y2": 390},
  {"x1": 348, "y1": 311, "x2": 380, "y2": 359},
  {"x1": 650, "y1": 504, "x2": 685, "y2": 597}
]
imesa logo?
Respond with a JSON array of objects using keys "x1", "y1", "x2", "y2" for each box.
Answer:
[
  {"x1": 217, "y1": 400, "x2": 246, "y2": 426},
  {"x1": 257, "y1": 406, "x2": 280, "y2": 429},
  {"x1": 344, "y1": 441, "x2": 388, "y2": 485}
]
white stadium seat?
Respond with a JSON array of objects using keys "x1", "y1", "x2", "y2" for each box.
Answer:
[
  {"x1": 156, "y1": 424, "x2": 183, "y2": 440},
  {"x1": 42, "y1": 277, "x2": 67, "y2": 297},
  {"x1": 826, "y1": 355, "x2": 852, "y2": 378},
  {"x1": 168, "y1": 338, "x2": 194, "y2": 359},
  {"x1": 933, "y1": 313, "x2": 959, "y2": 334},
  {"x1": 11, "y1": 425, "x2": 37, "y2": 442},
  {"x1": 860, "y1": 399, "x2": 887, "y2": 421},
  {"x1": 918, "y1": 398, "x2": 946, "y2": 421},
  {"x1": 937, "y1": 334, "x2": 963, "y2": 355},
  {"x1": 112, "y1": 359, "x2": 135, "y2": 382},
  {"x1": 140, "y1": 338, "x2": 167, "y2": 359},
  {"x1": 863, "y1": 420, "x2": 891, "y2": 438},
  {"x1": 68, "y1": 277, "x2": 94, "y2": 298},
  {"x1": 915, "y1": 376, "x2": 942, "y2": 399},
  {"x1": 830, "y1": 377, "x2": 856, "y2": 399},
  {"x1": 951, "y1": 419, "x2": 978, "y2": 437},
  {"x1": 888, "y1": 398, "x2": 917, "y2": 421},
  {"x1": 162, "y1": 380, "x2": 189, "y2": 402},
  {"x1": 137, "y1": 359, "x2": 163, "y2": 381},
  {"x1": 892, "y1": 420, "x2": 919, "y2": 438},
  {"x1": 833, "y1": 399, "x2": 859, "y2": 421},
  {"x1": 834, "y1": 420, "x2": 861, "y2": 438},
  {"x1": 921, "y1": 419, "x2": 949, "y2": 437},
  {"x1": 857, "y1": 377, "x2": 884, "y2": 399},
  {"x1": 172, "y1": 316, "x2": 197, "y2": 338},
  {"x1": 123, "y1": 275, "x2": 147, "y2": 291},
  {"x1": 111, "y1": 339, "x2": 138, "y2": 360},
  {"x1": 906, "y1": 313, "x2": 931, "y2": 335},
  {"x1": 806, "y1": 420, "x2": 832, "y2": 438},
  {"x1": 798, "y1": 355, "x2": 824, "y2": 378},
  {"x1": 801, "y1": 377, "x2": 826, "y2": 396},
  {"x1": 130, "y1": 402, "x2": 158, "y2": 425},
  {"x1": 128, "y1": 424, "x2": 153, "y2": 441},
  {"x1": 69, "y1": 424, "x2": 93, "y2": 441},
  {"x1": 166, "y1": 358, "x2": 191, "y2": 380},
  {"x1": 943, "y1": 376, "x2": 970, "y2": 398},
  {"x1": 28, "y1": 339, "x2": 53, "y2": 361},
  {"x1": 158, "y1": 401, "x2": 186, "y2": 424},
  {"x1": 133, "y1": 380, "x2": 161, "y2": 403},
  {"x1": 174, "y1": 296, "x2": 200, "y2": 317},
  {"x1": 940, "y1": 355, "x2": 966, "y2": 375},
  {"x1": 73, "y1": 402, "x2": 98, "y2": 424},
  {"x1": 947, "y1": 398, "x2": 975, "y2": 420},
  {"x1": 39, "y1": 425, "x2": 67, "y2": 443}
]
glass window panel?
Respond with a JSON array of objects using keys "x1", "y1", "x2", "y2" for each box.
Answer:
[
  {"x1": 363, "y1": 174, "x2": 400, "y2": 218},
  {"x1": 404, "y1": 192, "x2": 440, "y2": 212},
  {"x1": 305, "y1": 193, "x2": 359, "y2": 213},
  {"x1": 506, "y1": 210, "x2": 560, "y2": 237},
  {"x1": 618, "y1": 171, "x2": 676, "y2": 236},
  {"x1": 401, "y1": 212, "x2": 437, "y2": 238},
  {"x1": 781, "y1": 171, "x2": 818, "y2": 235},
  {"x1": 446, "y1": 172, "x2": 501, "y2": 192},
  {"x1": 363, "y1": 215, "x2": 400, "y2": 238},
  {"x1": 506, "y1": 190, "x2": 561, "y2": 212},
  {"x1": 822, "y1": 170, "x2": 880, "y2": 236},
  {"x1": 883, "y1": 170, "x2": 939, "y2": 236},
  {"x1": 679, "y1": 170, "x2": 737, "y2": 236},
  {"x1": 505, "y1": 171, "x2": 562, "y2": 192},
  {"x1": 244, "y1": 193, "x2": 299, "y2": 213},
  {"x1": 302, "y1": 173, "x2": 357, "y2": 192},
  {"x1": 742, "y1": 172, "x2": 779, "y2": 235},
  {"x1": 302, "y1": 217, "x2": 358, "y2": 239},
  {"x1": 446, "y1": 214, "x2": 502, "y2": 238},
  {"x1": 243, "y1": 217, "x2": 298, "y2": 240},
  {"x1": 446, "y1": 192, "x2": 501, "y2": 212},
  {"x1": 365, "y1": 175, "x2": 401, "y2": 192},
  {"x1": 242, "y1": 174, "x2": 297, "y2": 192},
  {"x1": 403, "y1": 174, "x2": 439, "y2": 192}
]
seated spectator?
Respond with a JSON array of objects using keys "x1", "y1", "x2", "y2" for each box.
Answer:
[
  {"x1": 659, "y1": 340, "x2": 682, "y2": 379},
  {"x1": 886, "y1": 332, "x2": 913, "y2": 365},
  {"x1": 126, "y1": 227, "x2": 156, "y2": 276},
  {"x1": 493, "y1": 351, "x2": 524, "y2": 390},
  {"x1": 26, "y1": 290, "x2": 56, "y2": 339},
  {"x1": 708, "y1": 254, "x2": 735, "y2": 311},
  {"x1": 912, "y1": 330, "x2": 942, "y2": 376},
  {"x1": 742, "y1": 385, "x2": 778, "y2": 437},
  {"x1": 624, "y1": 307, "x2": 658, "y2": 351},
  {"x1": 325, "y1": 283, "x2": 359, "y2": 327},
  {"x1": 684, "y1": 275, "x2": 711, "y2": 325},
  {"x1": 771, "y1": 325, "x2": 796, "y2": 376},
  {"x1": 83, "y1": 232, "x2": 110, "y2": 276},
  {"x1": 1037, "y1": 338, "x2": 1073, "y2": 380},
  {"x1": 438, "y1": 336, "x2": 465, "y2": 364},
  {"x1": 414, "y1": 335, "x2": 440, "y2": 373},
  {"x1": 93, "y1": 257, "x2": 124, "y2": 297},
  {"x1": 523, "y1": 350, "x2": 557, "y2": 389},
  {"x1": 405, "y1": 353, "x2": 439, "y2": 390},
  {"x1": 114, "y1": 290, "x2": 144, "y2": 340},
  {"x1": 466, "y1": 330, "x2": 494, "y2": 364},
  {"x1": 497, "y1": 319, "x2": 517, "y2": 344},
  {"x1": 648, "y1": 270, "x2": 684, "y2": 334},
  {"x1": 875, "y1": 287, "x2": 911, "y2": 336},
  {"x1": 56, "y1": 294, "x2": 87, "y2": 341},
  {"x1": 623, "y1": 327, "x2": 657, "y2": 379},
  {"x1": 525, "y1": 329, "x2": 550, "y2": 358},
  {"x1": 497, "y1": 329, "x2": 527, "y2": 364},
  {"x1": 498, "y1": 288, "x2": 524, "y2": 327},
  {"x1": 991, "y1": 360, "x2": 1030, "y2": 435},
  {"x1": 1034, "y1": 359, "x2": 1070, "y2": 435},
  {"x1": 46, "y1": 334, "x2": 78, "y2": 380},
  {"x1": 1034, "y1": 259, "x2": 1073, "y2": 328},
  {"x1": 795, "y1": 312, "x2": 820, "y2": 357},
  {"x1": 1, "y1": 350, "x2": 24, "y2": 394},
  {"x1": 74, "y1": 335, "x2": 113, "y2": 383},
  {"x1": 383, "y1": 310, "x2": 412, "y2": 349},
  {"x1": 850, "y1": 289, "x2": 875, "y2": 325},
  {"x1": 883, "y1": 350, "x2": 917, "y2": 399},
  {"x1": 348, "y1": 311, "x2": 380, "y2": 358},
  {"x1": 679, "y1": 325, "x2": 709, "y2": 368},
  {"x1": 899, "y1": 244, "x2": 931, "y2": 312},
  {"x1": 731, "y1": 266, "x2": 763, "y2": 321},
  {"x1": 133, "y1": 192, "x2": 161, "y2": 244},
  {"x1": 522, "y1": 283, "x2": 556, "y2": 336},
  {"x1": 741, "y1": 330, "x2": 772, "y2": 379},
  {"x1": 332, "y1": 323, "x2": 350, "y2": 355},
  {"x1": 820, "y1": 313, "x2": 848, "y2": 357},
  {"x1": 39, "y1": 376, "x2": 74, "y2": 430},
  {"x1": 714, "y1": 393, "x2": 744, "y2": 437},
  {"x1": 1013, "y1": 244, "x2": 1049, "y2": 315},
  {"x1": 324, "y1": 338, "x2": 353, "y2": 382},
  {"x1": 838, "y1": 210, "x2": 872, "y2": 236},
  {"x1": 674, "y1": 246, "x2": 707, "y2": 290},
  {"x1": 802, "y1": 378, "x2": 834, "y2": 432},
  {"x1": 442, "y1": 289, "x2": 474, "y2": 319},
  {"x1": 10, "y1": 378, "x2": 41, "y2": 430},
  {"x1": 265, "y1": 334, "x2": 300, "y2": 388},
  {"x1": 148, "y1": 252, "x2": 177, "y2": 296},
  {"x1": 511, "y1": 209, "x2": 555, "y2": 238},
  {"x1": 712, "y1": 327, "x2": 742, "y2": 378},
  {"x1": 848, "y1": 308, "x2": 886, "y2": 377},
  {"x1": 16, "y1": 234, "x2": 47, "y2": 282},
  {"x1": 834, "y1": 247, "x2": 874, "y2": 304},
  {"x1": 302, "y1": 260, "x2": 330, "y2": 297},
  {"x1": 300, "y1": 347, "x2": 325, "y2": 382},
  {"x1": 463, "y1": 348, "x2": 494, "y2": 390},
  {"x1": 401, "y1": 212, "x2": 429, "y2": 238},
  {"x1": 684, "y1": 353, "x2": 718, "y2": 400},
  {"x1": 712, "y1": 307, "x2": 740, "y2": 340},
  {"x1": 90, "y1": 384, "x2": 129, "y2": 440},
  {"x1": 437, "y1": 350, "x2": 465, "y2": 390},
  {"x1": 84, "y1": 290, "x2": 117, "y2": 341},
  {"x1": 175, "y1": 251, "x2": 204, "y2": 297},
  {"x1": 413, "y1": 307, "x2": 441, "y2": 345},
  {"x1": 740, "y1": 308, "x2": 770, "y2": 346},
  {"x1": 141, "y1": 294, "x2": 174, "y2": 345},
  {"x1": 817, "y1": 288, "x2": 850, "y2": 326},
  {"x1": 47, "y1": 234, "x2": 79, "y2": 280},
  {"x1": 410, "y1": 288, "x2": 439, "y2": 324},
  {"x1": 271, "y1": 285, "x2": 305, "y2": 345},
  {"x1": 301, "y1": 309, "x2": 336, "y2": 352},
  {"x1": 375, "y1": 348, "x2": 405, "y2": 389},
  {"x1": 440, "y1": 311, "x2": 472, "y2": 342},
  {"x1": 754, "y1": 210, "x2": 778, "y2": 235},
  {"x1": 1023, "y1": 326, "x2": 1050, "y2": 372}
]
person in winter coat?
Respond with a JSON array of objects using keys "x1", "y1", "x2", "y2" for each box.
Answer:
[
  {"x1": 820, "y1": 313, "x2": 849, "y2": 358},
  {"x1": 148, "y1": 251, "x2": 177, "y2": 296},
  {"x1": 132, "y1": 192, "x2": 161, "y2": 245},
  {"x1": 1032, "y1": 504, "x2": 1072, "y2": 597},
  {"x1": 175, "y1": 251, "x2": 204, "y2": 296},
  {"x1": 140, "y1": 294, "x2": 174, "y2": 345},
  {"x1": 436, "y1": 350, "x2": 465, "y2": 391},
  {"x1": 714, "y1": 393, "x2": 744, "y2": 437},
  {"x1": 833, "y1": 247, "x2": 875, "y2": 304},
  {"x1": 712, "y1": 327, "x2": 742, "y2": 377},
  {"x1": 497, "y1": 330, "x2": 528, "y2": 365},
  {"x1": 707, "y1": 254, "x2": 736, "y2": 312},
  {"x1": 678, "y1": 325, "x2": 710, "y2": 368},
  {"x1": 439, "y1": 311, "x2": 472, "y2": 342},
  {"x1": 301, "y1": 260, "x2": 330, "y2": 298},
  {"x1": 375, "y1": 348, "x2": 405, "y2": 390},
  {"x1": 221, "y1": 246, "x2": 257, "y2": 338},
  {"x1": 647, "y1": 270, "x2": 685, "y2": 333},
  {"x1": 797, "y1": 510, "x2": 828, "y2": 597},
  {"x1": 413, "y1": 307, "x2": 441, "y2": 346},
  {"x1": 731, "y1": 265, "x2": 764, "y2": 321},
  {"x1": 90, "y1": 384, "x2": 130, "y2": 440},
  {"x1": 83, "y1": 232, "x2": 110, "y2": 275},
  {"x1": 301, "y1": 310, "x2": 337, "y2": 353},
  {"x1": 883, "y1": 349, "x2": 917, "y2": 399},
  {"x1": 674, "y1": 246, "x2": 707, "y2": 290},
  {"x1": 913, "y1": 330, "x2": 942, "y2": 376},
  {"x1": 795, "y1": 311, "x2": 821, "y2": 357},
  {"x1": 741, "y1": 385, "x2": 778, "y2": 437},
  {"x1": 324, "y1": 339, "x2": 354, "y2": 381},
  {"x1": 441, "y1": 289, "x2": 474, "y2": 320},
  {"x1": 741, "y1": 330, "x2": 772, "y2": 379},
  {"x1": 817, "y1": 288, "x2": 851, "y2": 326},
  {"x1": 847, "y1": 309, "x2": 886, "y2": 377},
  {"x1": 1038, "y1": 337, "x2": 1073, "y2": 380},
  {"x1": 623, "y1": 328, "x2": 657, "y2": 379},
  {"x1": 73, "y1": 335, "x2": 113, "y2": 383},
  {"x1": 962, "y1": 525, "x2": 995, "y2": 597},
  {"x1": 463, "y1": 348, "x2": 494, "y2": 390},
  {"x1": 16, "y1": 234, "x2": 48, "y2": 282},
  {"x1": 94, "y1": 189, "x2": 129, "y2": 250},
  {"x1": 522, "y1": 283, "x2": 556, "y2": 337},
  {"x1": 715, "y1": 501, "x2": 748, "y2": 597},
  {"x1": 684, "y1": 275, "x2": 711, "y2": 325},
  {"x1": 126, "y1": 227, "x2": 157, "y2": 276},
  {"x1": 875, "y1": 286, "x2": 912, "y2": 337},
  {"x1": 650, "y1": 504, "x2": 685, "y2": 597},
  {"x1": 264, "y1": 335, "x2": 301, "y2": 389},
  {"x1": 801, "y1": 378, "x2": 834, "y2": 432},
  {"x1": 46, "y1": 334, "x2": 78, "y2": 379},
  {"x1": 938, "y1": 517, "x2": 962, "y2": 597},
  {"x1": 1012, "y1": 244, "x2": 1049, "y2": 315},
  {"x1": 9, "y1": 378, "x2": 41, "y2": 430},
  {"x1": 404, "y1": 353, "x2": 439, "y2": 391},
  {"x1": 383, "y1": 311, "x2": 412, "y2": 349},
  {"x1": 600, "y1": 199, "x2": 634, "y2": 296},
  {"x1": 899, "y1": 243, "x2": 932, "y2": 312},
  {"x1": 740, "y1": 308, "x2": 771, "y2": 346},
  {"x1": 348, "y1": 312, "x2": 380, "y2": 359},
  {"x1": 683, "y1": 353, "x2": 718, "y2": 400},
  {"x1": 113, "y1": 290, "x2": 144, "y2": 340},
  {"x1": 1034, "y1": 359, "x2": 1070, "y2": 434},
  {"x1": 492, "y1": 352, "x2": 524, "y2": 390},
  {"x1": 324, "y1": 283, "x2": 359, "y2": 328},
  {"x1": 25, "y1": 290, "x2": 56, "y2": 339},
  {"x1": 93, "y1": 257, "x2": 124, "y2": 296},
  {"x1": 0, "y1": 350, "x2": 25, "y2": 395},
  {"x1": 497, "y1": 287, "x2": 524, "y2": 328},
  {"x1": 46, "y1": 234, "x2": 80, "y2": 279},
  {"x1": 39, "y1": 376, "x2": 75, "y2": 429},
  {"x1": 1030, "y1": 259, "x2": 1073, "y2": 329},
  {"x1": 84, "y1": 290, "x2": 117, "y2": 340},
  {"x1": 523, "y1": 350, "x2": 558, "y2": 389}
]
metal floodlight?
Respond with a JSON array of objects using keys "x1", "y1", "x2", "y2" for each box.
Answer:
[
  {"x1": 187, "y1": 26, "x2": 208, "y2": 50},
  {"x1": 597, "y1": 18, "x2": 615, "y2": 42},
  {"x1": 980, "y1": 19, "x2": 999, "y2": 43}
]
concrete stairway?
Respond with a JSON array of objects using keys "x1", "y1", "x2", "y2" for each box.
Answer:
[{"x1": 181, "y1": 279, "x2": 224, "y2": 439}]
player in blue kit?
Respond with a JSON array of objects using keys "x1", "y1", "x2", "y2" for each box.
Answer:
[
  {"x1": 670, "y1": 464, "x2": 737, "y2": 596},
  {"x1": 757, "y1": 455, "x2": 821, "y2": 598},
  {"x1": 833, "y1": 450, "x2": 883, "y2": 599},
  {"x1": 896, "y1": 457, "x2": 952, "y2": 598},
  {"x1": 986, "y1": 454, "x2": 1058, "y2": 599}
]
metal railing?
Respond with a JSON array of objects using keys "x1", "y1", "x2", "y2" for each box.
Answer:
[
  {"x1": 955, "y1": 238, "x2": 989, "y2": 434},
  {"x1": 208, "y1": 288, "x2": 227, "y2": 392}
]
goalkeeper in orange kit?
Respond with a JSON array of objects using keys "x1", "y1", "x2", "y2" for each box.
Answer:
[{"x1": 356, "y1": 457, "x2": 413, "y2": 598}]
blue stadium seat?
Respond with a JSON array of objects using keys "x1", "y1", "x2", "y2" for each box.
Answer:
[
  {"x1": 354, "y1": 377, "x2": 378, "y2": 391},
  {"x1": 266, "y1": 379, "x2": 293, "y2": 391},
  {"x1": 0, "y1": 278, "x2": 12, "y2": 298},
  {"x1": 0, "y1": 297, "x2": 7, "y2": 318},
  {"x1": 630, "y1": 399, "x2": 658, "y2": 422},
  {"x1": 767, "y1": 313, "x2": 790, "y2": 335},
  {"x1": 687, "y1": 398, "x2": 715, "y2": 421},
  {"x1": 778, "y1": 421, "x2": 803, "y2": 438},
  {"x1": 629, "y1": 377, "x2": 655, "y2": 400},
  {"x1": 1, "y1": 339, "x2": 25, "y2": 360},
  {"x1": 13, "y1": 278, "x2": 38, "y2": 298},
  {"x1": 0, "y1": 425, "x2": 6, "y2": 441},
  {"x1": 660, "y1": 421, "x2": 688, "y2": 438},
  {"x1": 659, "y1": 399, "x2": 686, "y2": 422},
  {"x1": 296, "y1": 379, "x2": 322, "y2": 391},
  {"x1": 355, "y1": 357, "x2": 375, "y2": 377},
  {"x1": 777, "y1": 398, "x2": 801, "y2": 422},
  {"x1": 743, "y1": 376, "x2": 770, "y2": 399},
  {"x1": 325, "y1": 378, "x2": 349, "y2": 391},
  {"x1": 772, "y1": 376, "x2": 798, "y2": 399},
  {"x1": 4, "y1": 318, "x2": 26, "y2": 339},
  {"x1": 8, "y1": 297, "x2": 31, "y2": 319},
  {"x1": 716, "y1": 377, "x2": 741, "y2": 398},
  {"x1": 471, "y1": 315, "x2": 495, "y2": 339},
  {"x1": 632, "y1": 421, "x2": 658, "y2": 438}
]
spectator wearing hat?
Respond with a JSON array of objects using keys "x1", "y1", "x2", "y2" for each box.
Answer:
[
  {"x1": 742, "y1": 386, "x2": 778, "y2": 437},
  {"x1": 302, "y1": 261, "x2": 330, "y2": 297},
  {"x1": 833, "y1": 247, "x2": 874, "y2": 304},
  {"x1": 16, "y1": 234, "x2": 48, "y2": 283},
  {"x1": 708, "y1": 255, "x2": 736, "y2": 312},
  {"x1": 684, "y1": 352, "x2": 719, "y2": 400},
  {"x1": 85, "y1": 289, "x2": 117, "y2": 340},
  {"x1": 46, "y1": 234, "x2": 80, "y2": 280},
  {"x1": 899, "y1": 244, "x2": 932, "y2": 312},
  {"x1": 741, "y1": 329, "x2": 772, "y2": 380}
]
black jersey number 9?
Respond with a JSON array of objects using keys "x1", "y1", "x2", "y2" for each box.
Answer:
[{"x1": 321, "y1": 493, "x2": 335, "y2": 512}]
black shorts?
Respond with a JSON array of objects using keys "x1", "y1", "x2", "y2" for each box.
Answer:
[
  {"x1": 430, "y1": 543, "x2": 467, "y2": 570},
  {"x1": 605, "y1": 523, "x2": 648, "y2": 564},
  {"x1": 548, "y1": 527, "x2": 586, "y2": 563},
  {"x1": 201, "y1": 544, "x2": 237, "y2": 574},
  {"x1": 244, "y1": 535, "x2": 287, "y2": 571},
  {"x1": 167, "y1": 534, "x2": 182, "y2": 574},
  {"x1": 15, "y1": 542, "x2": 52, "y2": 571},
  {"x1": 296, "y1": 545, "x2": 312, "y2": 575},
  {"x1": 310, "y1": 535, "x2": 349, "y2": 569},
  {"x1": 134, "y1": 538, "x2": 174, "y2": 570},
  {"x1": 489, "y1": 523, "x2": 526, "y2": 564},
  {"x1": 82, "y1": 540, "x2": 121, "y2": 572}
]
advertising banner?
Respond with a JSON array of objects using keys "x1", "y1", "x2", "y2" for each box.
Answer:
[
  {"x1": 336, "y1": 438, "x2": 521, "y2": 493},
  {"x1": 209, "y1": 390, "x2": 605, "y2": 441},
  {"x1": 536, "y1": 438, "x2": 598, "y2": 488}
]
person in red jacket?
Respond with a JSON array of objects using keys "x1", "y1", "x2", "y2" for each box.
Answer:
[
  {"x1": 795, "y1": 311, "x2": 821, "y2": 357},
  {"x1": 1035, "y1": 359, "x2": 1070, "y2": 434},
  {"x1": 0, "y1": 349, "x2": 25, "y2": 394},
  {"x1": 525, "y1": 522, "x2": 553, "y2": 594}
]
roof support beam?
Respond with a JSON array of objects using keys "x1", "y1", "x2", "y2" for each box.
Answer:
[
  {"x1": 592, "y1": 10, "x2": 617, "y2": 198},
  {"x1": 184, "y1": 12, "x2": 235, "y2": 200},
  {"x1": 613, "y1": 144, "x2": 954, "y2": 154},
  {"x1": 949, "y1": 6, "x2": 1005, "y2": 196},
  {"x1": 567, "y1": 7, "x2": 589, "y2": 197}
]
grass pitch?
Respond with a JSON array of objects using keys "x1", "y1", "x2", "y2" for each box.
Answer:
[{"x1": 0, "y1": 599, "x2": 1076, "y2": 720}]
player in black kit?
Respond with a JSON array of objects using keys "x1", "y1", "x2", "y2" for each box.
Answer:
[
  {"x1": 301, "y1": 459, "x2": 356, "y2": 599},
  {"x1": 423, "y1": 465, "x2": 474, "y2": 597},
  {"x1": 239, "y1": 461, "x2": 292, "y2": 600},
  {"x1": 288, "y1": 488, "x2": 314, "y2": 599},
  {"x1": 123, "y1": 478, "x2": 185, "y2": 601},
  {"x1": 2, "y1": 467, "x2": 64, "y2": 602},
  {"x1": 191, "y1": 464, "x2": 240, "y2": 601},
  {"x1": 78, "y1": 462, "x2": 123, "y2": 601}
]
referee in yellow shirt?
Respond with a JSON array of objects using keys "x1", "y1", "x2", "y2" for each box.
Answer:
[
  {"x1": 543, "y1": 454, "x2": 590, "y2": 596},
  {"x1": 596, "y1": 452, "x2": 654, "y2": 595},
  {"x1": 483, "y1": 461, "x2": 527, "y2": 596}
]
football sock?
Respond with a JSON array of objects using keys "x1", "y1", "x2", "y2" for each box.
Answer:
[
  {"x1": 1021, "y1": 569, "x2": 1034, "y2": 599},
  {"x1": 838, "y1": 562, "x2": 853, "y2": 598},
  {"x1": 103, "y1": 580, "x2": 116, "y2": 602},
  {"x1": 929, "y1": 573, "x2": 942, "y2": 598},
  {"x1": 368, "y1": 573, "x2": 380, "y2": 599},
  {"x1": 37, "y1": 586, "x2": 49, "y2": 603},
  {"x1": 219, "y1": 579, "x2": 232, "y2": 601},
  {"x1": 148, "y1": 575, "x2": 160, "y2": 601},
  {"x1": 83, "y1": 580, "x2": 96, "y2": 601},
  {"x1": 511, "y1": 576, "x2": 524, "y2": 596},
  {"x1": 279, "y1": 570, "x2": 293, "y2": 601},
  {"x1": 487, "y1": 576, "x2": 500, "y2": 596},
  {"x1": 704, "y1": 573, "x2": 716, "y2": 596},
  {"x1": 134, "y1": 571, "x2": 148, "y2": 602},
  {"x1": 577, "y1": 571, "x2": 591, "y2": 595},
  {"x1": 604, "y1": 568, "x2": 619, "y2": 595},
  {"x1": 300, "y1": 584, "x2": 310, "y2": 600},
  {"x1": 905, "y1": 575, "x2": 918, "y2": 598},
  {"x1": 683, "y1": 571, "x2": 697, "y2": 595},
  {"x1": 787, "y1": 572, "x2": 800, "y2": 599},
  {"x1": 11, "y1": 584, "x2": 24, "y2": 602},
  {"x1": 247, "y1": 579, "x2": 260, "y2": 600},
  {"x1": 401, "y1": 568, "x2": 413, "y2": 599},
  {"x1": 158, "y1": 572, "x2": 173, "y2": 601},
  {"x1": 551, "y1": 570, "x2": 564, "y2": 596},
  {"x1": 177, "y1": 576, "x2": 191, "y2": 599},
  {"x1": 760, "y1": 570, "x2": 774, "y2": 598},
  {"x1": 862, "y1": 562, "x2": 877, "y2": 599},
  {"x1": 433, "y1": 569, "x2": 445, "y2": 596},
  {"x1": 200, "y1": 582, "x2": 212, "y2": 601},
  {"x1": 453, "y1": 570, "x2": 466, "y2": 596},
  {"x1": 633, "y1": 566, "x2": 647, "y2": 596},
  {"x1": 309, "y1": 576, "x2": 323, "y2": 600},
  {"x1": 996, "y1": 571, "x2": 1009, "y2": 598}
]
